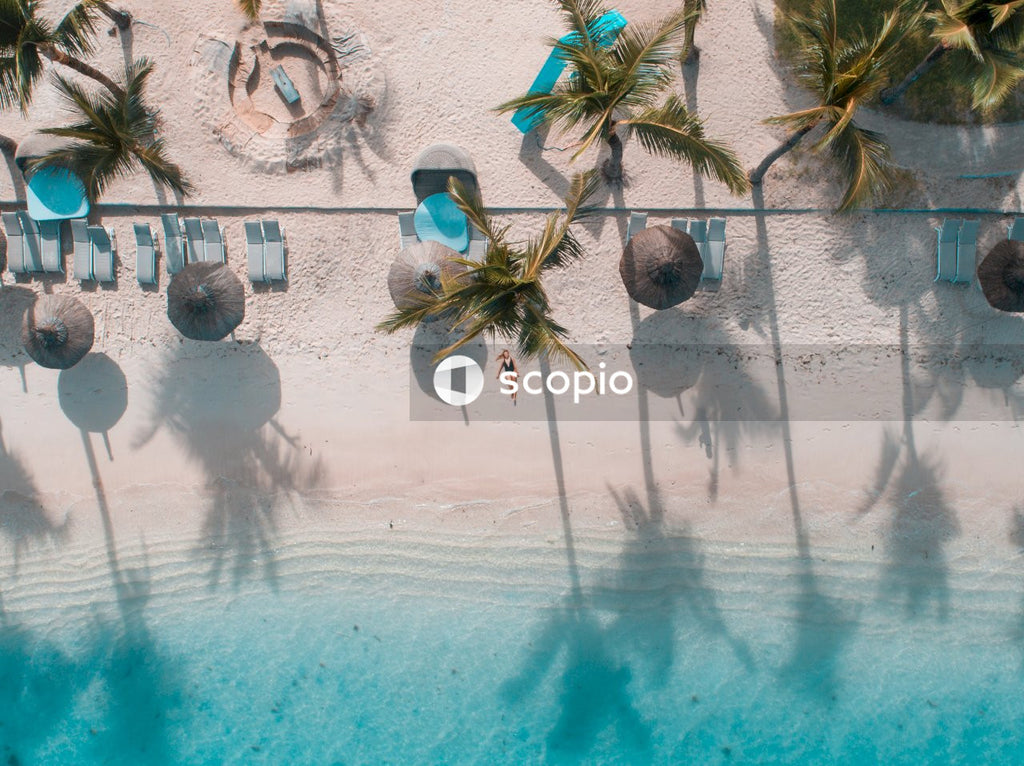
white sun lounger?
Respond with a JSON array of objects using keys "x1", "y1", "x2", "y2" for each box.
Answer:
[
  {"x1": 398, "y1": 211, "x2": 417, "y2": 249},
  {"x1": 626, "y1": 211, "x2": 647, "y2": 242},
  {"x1": 17, "y1": 212, "x2": 43, "y2": 272},
  {"x1": 466, "y1": 223, "x2": 488, "y2": 263},
  {"x1": 934, "y1": 218, "x2": 960, "y2": 282},
  {"x1": 261, "y1": 219, "x2": 286, "y2": 281},
  {"x1": 953, "y1": 219, "x2": 979, "y2": 284},
  {"x1": 704, "y1": 218, "x2": 726, "y2": 284},
  {"x1": 245, "y1": 221, "x2": 265, "y2": 282},
  {"x1": 1008, "y1": 217, "x2": 1024, "y2": 241},
  {"x1": 38, "y1": 220, "x2": 62, "y2": 273},
  {"x1": 71, "y1": 218, "x2": 91, "y2": 280},
  {"x1": 134, "y1": 223, "x2": 156, "y2": 285},
  {"x1": 88, "y1": 225, "x2": 116, "y2": 282},
  {"x1": 183, "y1": 217, "x2": 204, "y2": 263},
  {"x1": 2, "y1": 212, "x2": 26, "y2": 274},
  {"x1": 201, "y1": 219, "x2": 224, "y2": 263},
  {"x1": 161, "y1": 213, "x2": 185, "y2": 274}
]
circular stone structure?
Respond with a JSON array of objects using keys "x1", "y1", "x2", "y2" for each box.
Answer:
[{"x1": 191, "y1": 3, "x2": 386, "y2": 173}]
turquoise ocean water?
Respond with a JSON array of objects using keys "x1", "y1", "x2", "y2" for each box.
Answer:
[{"x1": 2, "y1": 530, "x2": 1023, "y2": 765}]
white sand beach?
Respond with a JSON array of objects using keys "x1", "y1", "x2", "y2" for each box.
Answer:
[{"x1": 2, "y1": 0, "x2": 1024, "y2": 611}]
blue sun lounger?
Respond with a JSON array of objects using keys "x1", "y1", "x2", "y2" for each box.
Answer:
[
  {"x1": 953, "y1": 219, "x2": 979, "y2": 284},
  {"x1": 626, "y1": 211, "x2": 647, "y2": 242},
  {"x1": 2, "y1": 212, "x2": 26, "y2": 274},
  {"x1": 511, "y1": 9, "x2": 628, "y2": 133},
  {"x1": 934, "y1": 218, "x2": 960, "y2": 282},
  {"x1": 161, "y1": 213, "x2": 185, "y2": 274}
]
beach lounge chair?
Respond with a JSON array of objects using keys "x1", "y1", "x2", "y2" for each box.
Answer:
[
  {"x1": 88, "y1": 225, "x2": 116, "y2": 282},
  {"x1": 161, "y1": 213, "x2": 185, "y2": 274},
  {"x1": 466, "y1": 223, "x2": 488, "y2": 264},
  {"x1": 245, "y1": 221, "x2": 265, "y2": 282},
  {"x1": 934, "y1": 218, "x2": 960, "y2": 282},
  {"x1": 511, "y1": 9, "x2": 628, "y2": 132},
  {"x1": 2, "y1": 212, "x2": 26, "y2": 274},
  {"x1": 1009, "y1": 217, "x2": 1024, "y2": 241},
  {"x1": 261, "y1": 219, "x2": 286, "y2": 281},
  {"x1": 17, "y1": 212, "x2": 43, "y2": 272},
  {"x1": 704, "y1": 218, "x2": 726, "y2": 282},
  {"x1": 134, "y1": 223, "x2": 156, "y2": 285},
  {"x1": 954, "y1": 219, "x2": 979, "y2": 284},
  {"x1": 201, "y1": 219, "x2": 224, "y2": 263},
  {"x1": 398, "y1": 211, "x2": 418, "y2": 249},
  {"x1": 38, "y1": 220, "x2": 62, "y2": 273},
  {"x1": 183, "y1": 217, "x2": 204, "y2": 263},
  {"x1": 71, "y1": 218, "x2": 91, "y2": 280},
  {"x1": 626, "y1": 211, "x2": 647, "y2": 242}
]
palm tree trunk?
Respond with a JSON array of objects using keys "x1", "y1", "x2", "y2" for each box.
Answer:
[
  {"x1": 603, "y1": 130, "x2": 624, "y2": 182},
  {"x1": 39, "y1": 45, "x2": 124, "y2": 100},
  {"x1": 880, "y1": 43, "x2": 946, "y2": 105},
  {"x1": 0, "y1": 134, "x2": 17, "y2": 155},
  {"x1": 749, "y1": 125, "x2": 814, "y2": 185},
  {"x1": 99, "y1": 5, "x2": 132, "y2": 31}
]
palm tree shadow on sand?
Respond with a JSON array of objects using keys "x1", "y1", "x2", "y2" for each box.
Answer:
[
  {"x1": 0, "y1": 285, "x2": 40, "y2": 392},
  {"x1": 132, "y1": 343, "x2": 326, "y2": 589},
  {"x1": 748, "y1": 186, "x2": 861, "y2": 699},
  {"x1": 55, "y1": 351, "x2": 186, "y2": 763},
  {"x1": 0, "y1": 417, "x2": 67, "y2": 574}
]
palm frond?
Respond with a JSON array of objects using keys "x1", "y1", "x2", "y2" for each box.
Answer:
[
  {"x1": 607, "y1": 9, "x2": 688, "y2": 99},
  {"x1": 823, "y1": 120, "x2": 899, "y2": 212},
  {"x1": 971, "y1": 45, "x2": 1024, "y2": 110},
  {"x1": 990, "y1": 0, "x2": 1024, "y2": 31},
  {"x1": 555, "y1": 0, "x2": 608, "y2": 44},
  {"x1": 31, "y1": 59, "x2": 190, "y2": 200},
  {"x1": 54, "y1": 0, "x2": 108, "y2": 57},
  {"x1": 235, "y1": 0, "x2": 261, "y2": 22},
  {"x1": 621, "y1": 95, "x2": 749, "y2": 194}
]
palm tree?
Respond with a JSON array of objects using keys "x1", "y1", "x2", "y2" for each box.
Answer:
[
  {"x1": 0, "y1": 0, "x2": 125, "y2": 110},
  {"x1": 749, "y1": 0, "x2": 916, "y2": 212},
  {"x1": 30, "y1": 58, "x2": 192, "y2": 201},
  {"x1": 880, "y1": 0, "x2": 1024, "y2": 111},
  {"x1": 236, "y1": 0, "x2": 261, "y2": 22},
  {"x1": 495, "y1": 0, "x2": 747, "y2": 191},
  {"x1": 378, "y1": 171, "x2": 602, "y2": 370},
  {"x1": 680, "y1": 0, "x2": 707, "y2": 65}
]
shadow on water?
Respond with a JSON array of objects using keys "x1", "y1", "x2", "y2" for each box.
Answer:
[
  {"x1": 1011, "y1": 507, "x2": 1024, "y2": 669},
  {"x1": 858, "y1": 305, "x2": 959, "y2": 619},
  {"x1": 133, "y1": 342, "x2": 326, "y2": 589},
  {"x1": 48, "y1": 352, "x2": 185, "y2": 764},
  {"x1": 750, "y1": 186, "x2": 860, "y2": 698}
]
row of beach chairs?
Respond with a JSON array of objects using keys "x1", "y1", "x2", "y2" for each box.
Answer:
[
  {"x1": 2, "y1": 214, "x2": 286, "y2": 285},
  {"x1": 934, "y1": 218, "x2": 978, "y2": 284},
  {"x1": 628, "y1": 212, "x2": 727, "y2": 290}
]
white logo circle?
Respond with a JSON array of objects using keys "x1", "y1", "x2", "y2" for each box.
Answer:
[{"x1": 433, "y1": 355, "x2": 484, "y2": 406}]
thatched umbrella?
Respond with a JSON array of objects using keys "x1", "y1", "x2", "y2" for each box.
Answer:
[
  {"x1": 387, "y1": 240, "x2": 465, "y2": 315},
  {"x1": 979, "y1": 239, "x2": 1024, "y2": 312},
  {"x1": 619, "y1": 225, "x2": 703, "y2": 310},
  {"x1": 14, "y1": 132, "x2": 70, "y2": 174},
  {"x1": 167, "y1": 262, "x2": 245, "y2": 341},
  {"x1": 22, "y1": 295, "x2": 94, "y2": 369}
]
